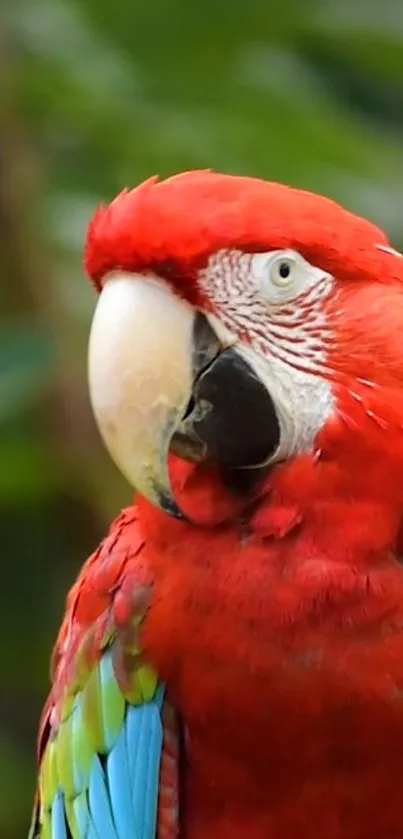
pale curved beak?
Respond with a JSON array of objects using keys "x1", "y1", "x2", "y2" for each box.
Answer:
[{"x1": 88, "y1": 272, "x2": 195, "y2": 517}]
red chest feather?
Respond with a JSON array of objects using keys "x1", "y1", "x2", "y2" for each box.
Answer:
[{"x1": 138, "y1": 468, "x2": 403, "y2": 838}]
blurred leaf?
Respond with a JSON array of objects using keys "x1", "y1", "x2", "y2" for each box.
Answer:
[
  {"x1": 0, "y1": 324, "x2": 55, "y2": 425},
  {"x1": 0, "y1": 734, "x2": 34, "y2": 836},
  {"x1": 0, "y1": 437, "x2": 60, "y2": 503}
]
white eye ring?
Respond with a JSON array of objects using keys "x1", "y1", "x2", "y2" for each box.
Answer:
[{"x1": 269, "y1": 254, "x2": 297, "y2": 288}]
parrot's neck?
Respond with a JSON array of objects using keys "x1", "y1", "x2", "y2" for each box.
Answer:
[
  {"x1": 142, "y1": 447, "x2": 403, "y2": 566},
  {"x1": 140, "y1": 447, "x2": 403, "y2": 665}
]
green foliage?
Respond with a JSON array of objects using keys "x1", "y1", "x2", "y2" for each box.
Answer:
[
  {"x1": 1, "y1": 1, "x2": 403, "y2": 837},
  {"x1": 0, "y1": 323, "x2": 55, "y2": 425}
]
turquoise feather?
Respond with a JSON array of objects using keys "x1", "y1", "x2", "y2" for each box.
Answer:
[
  {"x1": 34, "y1": 644, "x2": 166, "y2": 839},
  {"x1": 88, "y1": 757, "x2": 119, "y2": 839},
  {"x1": 51, "y1": 793, "x2": 68, "y2": 839},
  {"x1": 106, "y1": 727, "x2": 135, "y2": 839}
]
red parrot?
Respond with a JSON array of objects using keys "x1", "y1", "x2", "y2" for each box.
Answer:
[{"x1": 30, "y1": 171, "x2": 403, "y2": 839}]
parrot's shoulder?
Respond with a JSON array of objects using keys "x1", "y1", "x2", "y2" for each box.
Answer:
[
  {"x1": 30, "y1": 505, "x2": 180, "y2": 839},
  {"x1": 48, "y1": 504, "x2": 153, "y2": 726}
]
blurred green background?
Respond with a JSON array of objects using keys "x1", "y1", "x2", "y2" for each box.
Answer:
[{"x1": 1, "y1": 0, "x2": 403, "y2": 835}]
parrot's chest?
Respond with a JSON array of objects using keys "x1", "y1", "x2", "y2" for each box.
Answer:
[
  {"x1": 175, "y1": 630, "x2": 403, "y2": 839},
  {"x1": 145, "y1": 556, "x2": 403, "y2": 837},
  {"x1": 147, "y1": 554, "x2": 403, "y2": 742}
]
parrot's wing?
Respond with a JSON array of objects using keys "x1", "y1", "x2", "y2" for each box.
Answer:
[{"x1": 29, "y1": 507, "x2": 180, "y2": 839}]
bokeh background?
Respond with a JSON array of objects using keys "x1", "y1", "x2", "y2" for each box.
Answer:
[{"x1": 1, "y1": 0, "x2": 403, "y2": 835}]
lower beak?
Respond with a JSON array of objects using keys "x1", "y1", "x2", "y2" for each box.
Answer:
[{"x1": 88, "y1": 272, "x2": 279, "y2": 518}]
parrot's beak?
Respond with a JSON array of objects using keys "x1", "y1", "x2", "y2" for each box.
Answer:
[
  {"x1": 88, "y1": 271, "x2": 279, "y2": 518},
  {"x1": 88, "y1": 272, "x2": 194, "y2": 518}
]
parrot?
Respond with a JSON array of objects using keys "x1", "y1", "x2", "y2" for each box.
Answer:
[{"x1": 29, "y1": 169, "x2": 403, "y2": 839}]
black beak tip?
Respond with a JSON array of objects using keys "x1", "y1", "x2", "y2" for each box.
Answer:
[{"x1": 156, "y1": 488, "x2": 189, "y2": 521}]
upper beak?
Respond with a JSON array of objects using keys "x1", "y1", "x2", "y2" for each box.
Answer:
[
  {"x1": 88, "y1": 272, "x2": 196, "y2": 518},
  {"x1": 88, "y1": 271, "x2": 280, "y2": 518}
]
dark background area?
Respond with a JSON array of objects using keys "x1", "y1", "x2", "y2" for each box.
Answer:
[{"x1": 1, "y1": 1, "x2": 403, "y2": 836}]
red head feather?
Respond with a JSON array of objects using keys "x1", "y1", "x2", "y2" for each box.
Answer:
[{"x1": 85, "y1": 171, "x2": 403, "y2": 302}]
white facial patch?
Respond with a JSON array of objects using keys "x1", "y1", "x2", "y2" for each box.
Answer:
[{"x1": 199, "y1": 249, "x2": 335, "y2": 463}]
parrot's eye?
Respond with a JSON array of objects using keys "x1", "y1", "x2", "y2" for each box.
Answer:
[
  {"x1": 269, "y1": 255, "x2": 296, "y2": 288},
  {"x1": 256, "y1": 248, "x2": 327, "y2": 303},
  {"x1": 258, "y1": 249, "x2": 301, "y2": 299}
]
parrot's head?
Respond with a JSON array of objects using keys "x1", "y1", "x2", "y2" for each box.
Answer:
[{"x1": 85, "y1": 171, "x2": 403, "y2": 528}]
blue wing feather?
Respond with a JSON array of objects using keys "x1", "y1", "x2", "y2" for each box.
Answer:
[
  {"x1": 131, "y1": 690, "x2": 164, "y2": 838},
  {"x1": 132, "y1": 705, "x2": 152, "y2": 834},
  {"x1": 88, "y1": 757, "x2": 119, "y2": 839},
  {"x1": 87, "y1": 817, "x2": 101, "y2": 839},
  {"x1": 143, "y1": 700, "x2": 164, "y2": 838},
  {"x1": 52, "y1": 793, "x2": 68, "y2": 839},
  {"x1": 125, "y1": 705, "x2": 142, "y2": 788},
  {"x1": 89, "y1": 681, "x2": 166, "y2": 839},
  {"x1": 106, "y1": 726, "x2": 136, "y2": 839}
]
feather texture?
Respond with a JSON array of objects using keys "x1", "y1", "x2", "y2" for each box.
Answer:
[{"x1": 29, "y1": 508, "x2": 180, "y2": 839}]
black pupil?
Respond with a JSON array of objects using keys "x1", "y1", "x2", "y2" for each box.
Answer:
[{"x1": 279, "y1": 261, "x2": 291, "y2": 278}]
